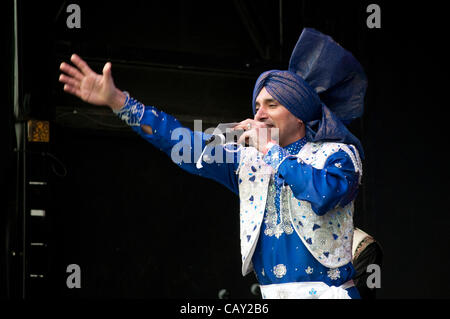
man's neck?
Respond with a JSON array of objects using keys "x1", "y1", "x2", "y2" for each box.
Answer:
[{"x1": 280, "y1": 133, "x2": 306, "y2": 148}]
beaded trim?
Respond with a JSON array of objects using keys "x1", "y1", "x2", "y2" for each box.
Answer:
[
  {"x1": 113, "y1": 91, "x2": 145, "y2": 126},
  {"x1": 353, "y1": 236, "x2": 375, "y2": 260}
]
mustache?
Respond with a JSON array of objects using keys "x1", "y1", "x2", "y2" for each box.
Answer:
[
  {"x1": 259, "y1": 122, "x2": 275, "y2": 128},
  {"x1": 254, "y1": 119, "x2": 275, "y2": 127}
]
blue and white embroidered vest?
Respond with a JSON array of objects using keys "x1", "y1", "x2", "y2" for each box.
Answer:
[{"x1": 237, "y1": 142, "x2": 362, "y2": 276}]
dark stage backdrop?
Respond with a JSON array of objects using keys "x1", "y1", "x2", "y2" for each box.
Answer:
[{"x1": 3, "y1": 0, "x2": 448, "y2": 299}]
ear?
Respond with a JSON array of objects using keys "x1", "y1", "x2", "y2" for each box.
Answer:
[{"x1": 297, "y1": 118, "x2": 304, "y2": 126}]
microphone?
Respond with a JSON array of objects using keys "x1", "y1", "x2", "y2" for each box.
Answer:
[
  {"x1": 196, "y1": 122, "x2": 245, "y2": 169},
  {"x1": 205, "y1": 123, "x2": 245, "y2": 146},
  {"x1": 205, "y1": 134, "x2": 225, "y2": 146},
  {"x1": 205, "y1": 132, "x2": 246, "y2": 146}
]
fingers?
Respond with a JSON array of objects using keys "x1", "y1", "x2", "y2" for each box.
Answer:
[
  {"x1": 102, "y1": 62, "x2": 113, "y2": 84},
  {"x1": 233, "y1": 119, "x2": 269, "y2": 131},
  {"x1": 237, "y1": 129, "x2": 257, "y2": 146},
  {"x1": 237, "y1": 127, "x2": 272, "y2": 150},
  {"x1": 237, "y1": 130, "x2": 250, "y2": 145},
  {"x1": 59, "y1": 62, "x2": 84, "y2": 81},
  {"x1": 233, "y1": 119, "x2": 255, "y2": 131},
  {"x1": 59, "y1": 62, "x2": 82, "y2": 99},
  {"x1": 102, "y1": 62, "x2": 111, "y2": 76},
  {"x1": 70, "y1": 53, "x2": 94, "y2": 76},
  {"x1": 59, "y1": 73, "x2": 80, "y2": 88},
  {"x1": 63, "y1": 84, "x2": 81, "y2": 98}
]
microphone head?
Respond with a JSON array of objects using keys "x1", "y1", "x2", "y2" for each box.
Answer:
[
  {"x1": 206, "y1": 122, "x2": 245, "y2": 146},
  {"x1": 205, "y1": 134, "x2": 226, "y2": 146}
]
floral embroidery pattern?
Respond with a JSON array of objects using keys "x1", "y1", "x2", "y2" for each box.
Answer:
[
  {"x1": 114, "y1": 93, "x2": 145, "y2": 127},
  {"x1": 327, "y1": 268, "x2": 341, "y2": 280},
  {"x1": 263, "y1": 179, "x2": 294, "y2": 239},
  {"x1": 273, "y1": 264, "x2": 287, "y2": 278}
]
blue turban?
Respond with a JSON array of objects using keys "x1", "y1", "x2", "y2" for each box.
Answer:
[{"x1": 252, "y1": 28, "x2": 367, "y2": 158}]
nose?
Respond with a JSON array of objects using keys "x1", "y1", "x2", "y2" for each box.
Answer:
[{"x1": 254, "y1": 106, "x2": 268, "y2": 121}]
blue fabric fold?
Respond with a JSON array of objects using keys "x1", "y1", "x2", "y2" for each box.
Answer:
[
  {"x1": 306, "y1": 104, "x2": 364, "y2": 159},
  {"x1": 288, "y1": 28, "x2": 367, "y2": 125}
]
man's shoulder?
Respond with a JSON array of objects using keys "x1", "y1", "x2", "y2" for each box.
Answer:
[
  {"x1": 299, "y1": 141, "x2": 362, "y2": 171},
  {"x1": 302, "y1": 141, "x2": 350, "y2": 154}
]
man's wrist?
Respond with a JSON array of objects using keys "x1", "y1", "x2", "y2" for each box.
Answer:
[
  {"x1": 262, "y1": 140, "x2": 277, "y2": 155},
  {"x1": 113, "y1": 92, "x2": 145, "y2": 127},
  {"x1": 109, "y1": 89, "x2": 127, "y2": 111}
]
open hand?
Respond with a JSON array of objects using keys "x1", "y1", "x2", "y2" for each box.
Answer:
[{"x1": 59, "y1": 54, "x2": 125, "y2": 110}]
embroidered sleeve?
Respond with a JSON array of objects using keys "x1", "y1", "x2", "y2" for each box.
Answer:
[
  {"x1": 278, "y1": 150, "x2": 360, "y2": 215},
  {"x1": 113, "y1": 93, "x2": 240, "y2": 195},
  {"x1": 113, "y1": 92, "x2": 145, "y2": 126}
]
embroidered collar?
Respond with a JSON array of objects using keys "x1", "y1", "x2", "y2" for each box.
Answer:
[{"x1": 283, "y1": 136, "x2": 307, "y2": 155}]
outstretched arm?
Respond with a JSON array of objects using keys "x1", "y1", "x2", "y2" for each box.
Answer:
[{"x1": 59, "y1": 54, "x2": 240, "y2": 194}]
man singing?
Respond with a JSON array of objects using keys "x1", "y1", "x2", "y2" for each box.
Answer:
[{"x1": 59, "y1": 28, "x2": 367, "y2": 299}]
